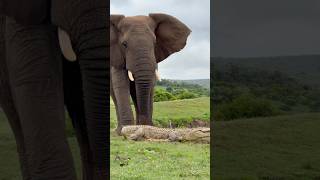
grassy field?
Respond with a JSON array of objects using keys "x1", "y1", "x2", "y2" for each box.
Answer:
[
  {"x1": 110, "y1": 97, "x2": 210, "y2": 179},
  {"x1": 110, "y1": 133, "x2": 210, "y2": 179},
  {"x1": 213, "y1": 113, "x2": 320, "y2": 179},
  {"x1": 110, "y1": 97, "x2": 210, "y2": 128}
]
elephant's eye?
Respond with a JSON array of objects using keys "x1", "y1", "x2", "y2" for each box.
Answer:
[{"x1": 122, "y1": 41, "x2": 128, "y2": 48}]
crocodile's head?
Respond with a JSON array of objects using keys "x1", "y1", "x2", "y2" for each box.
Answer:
[
  {"x1": 120, "y1": 125, "x2": 142, "y2": 137},
  {"x1": 185, "y1": 128, "x2": 210, "y2": 143}
]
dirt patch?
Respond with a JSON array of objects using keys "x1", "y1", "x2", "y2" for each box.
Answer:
[{"x1": 187, "y1": 120, "x2": 210, "y2": 128}]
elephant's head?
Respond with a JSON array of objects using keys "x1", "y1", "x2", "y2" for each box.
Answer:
[{"x1": 110, "y1": 13, "x2": 191, "y2": 125}]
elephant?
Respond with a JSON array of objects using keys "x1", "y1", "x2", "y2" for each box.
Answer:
[
  {"x1": 110, "y1": 14, "x2": 191, "y2": 133},
  {"x1": 0, "y1": 1, "x2": 108, "y2": 179}
]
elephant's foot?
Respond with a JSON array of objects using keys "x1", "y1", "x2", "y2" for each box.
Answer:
[
  {"x1": 138, "y1": 121, "x2": 153, "y2": 126},
  {"x1": 137, "y1": 115, "x2": 153, "y2": 126},
  {"x1": 116, "y1": 121, "x2": 135, "y2": 135},
  {"x1": 115, "y1": 126, "x2": 123, "y2": 136}
]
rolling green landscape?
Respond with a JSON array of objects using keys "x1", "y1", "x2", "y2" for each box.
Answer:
[{"x1": 212, "y1": 55, "x2": 320, "y2": 179}]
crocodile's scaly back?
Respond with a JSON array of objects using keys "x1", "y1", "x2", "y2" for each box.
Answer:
[{"x1": 120, "y1": 125, "x2": 210, "y2": 143}]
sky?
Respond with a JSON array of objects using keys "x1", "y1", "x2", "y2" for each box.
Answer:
[
  {"x1": 213, "y1": 0, "x2": 320, "y2": 57},
  {"x1": 110, "y1": 0, "x2": 210, "y2": 80}
]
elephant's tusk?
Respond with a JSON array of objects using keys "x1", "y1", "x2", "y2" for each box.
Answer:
[
  {"x1": 58, "y1": 28, "x2": 77, "y2": 62},
  {"x1": 128, "y1": 71, "x2": 134, "y2": 81},
  {"x1": 155, "y1": 69, "x2": 161, "y2": 81}
]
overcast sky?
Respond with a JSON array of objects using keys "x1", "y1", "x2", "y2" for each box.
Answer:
[
  {"x1": 213, "y1": 0, "x2": 320, "y2": 57},
  {"x1": 111, "y1": 0, "x2": 210, "y2": 80}
]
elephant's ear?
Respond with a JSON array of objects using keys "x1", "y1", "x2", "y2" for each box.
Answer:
[
  {"x1": 110, "y1": 15, "x2": 125, "y2": 68},
  {"x1": 149, "y1": 13, "x2": 191, "y2": 63}
]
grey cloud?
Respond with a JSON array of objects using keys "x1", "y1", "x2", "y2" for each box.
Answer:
[
  {"x1": 213, "y1": 0, "x2": 320, "y2": 57},
  {"x1": 111, "y1": 0, "x2": 210, "y2": 79}
]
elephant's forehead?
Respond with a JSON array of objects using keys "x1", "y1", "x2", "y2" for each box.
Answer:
[
  {"x1": 121, "y1": 16, "x2": 152, "y2": 26},
  {"x1": 124, "y1": 16, "x2": 149, "y2": 22}
]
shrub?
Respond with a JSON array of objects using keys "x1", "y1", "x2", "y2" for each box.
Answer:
[
  {"x1": 214, "y1": 94, "x2": 280, "y2": 121},
  {"x1": 176, "y1": 89, "x2": 198, "y2": 99},
  {"x1": 154, "y1": 88, "x2": 176, "y2": 102}
]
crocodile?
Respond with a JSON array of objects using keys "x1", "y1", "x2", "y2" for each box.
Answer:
[{"x1": 120, "y1": 125, "x2": 210, "y2": 143}]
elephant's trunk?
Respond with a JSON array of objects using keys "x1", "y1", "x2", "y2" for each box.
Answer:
[
  {"x1": 70, "y1": 9, "x2": 108, "y2": 178},
  {"x1": 133, "y1": 69, "x2": 155, "y2": 125}
]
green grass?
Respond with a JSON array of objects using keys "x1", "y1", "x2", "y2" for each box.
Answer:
[
  {"x1": 110, "y1": 97, "x2": 210, "y2": 128},
  {"x1": 110, "y1": 97, "x2": 210, "y2": 179},
  {"x1": 213, "y1": 113, "x2": 320, "y2": 179},
  {"x1": 0, "y1": 112, "x2": 82, "y2": 179},
  {"x1": 110, "y1": 132, "x2": 210, "y2": 179}
]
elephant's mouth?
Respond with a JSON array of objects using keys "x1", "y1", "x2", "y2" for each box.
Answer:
[{"x1": 127, "y1": 69, "x2": 161, "y2": 82}]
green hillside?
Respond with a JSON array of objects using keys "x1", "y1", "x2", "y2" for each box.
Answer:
[
  {"x1": 211, "y1": 57, "x2": 320, "y2": 121},
  {"x1": 213, "y1": 113, "x2": 320, "y2": 179},
  {"x1": 155, "y1": 79, "x2": 210, "y2": 100},
  {"x1": 213, "y1": 55, "x2": 320, "y2": 86},
  {"x1": 212, "y1": 55, "x2": 320, "y2": 178}
]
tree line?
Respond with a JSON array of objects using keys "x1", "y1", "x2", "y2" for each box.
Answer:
[
  {"x1": 154, "y1": 79, "x2": 210, "y2": 102},
  {"x1": 212, "y1": 63, "x2": 320, "y2": 121}
]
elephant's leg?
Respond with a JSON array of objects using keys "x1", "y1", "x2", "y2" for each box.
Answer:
[
  {"x1": 110, "y1": 84, "x2": 122, "y2": 134},
  {"x1": 62, "y1": 59, "x2": 94, "y2": 179},
  {"x1": 111, "y1": 67, "x2": 134, "y2": 133},
  {"x1": 0, "y1": 16, "x2": 30, "y2": 179},
  {"x1": 5, "y1": 17, "x2": 76, "y2": 179}
]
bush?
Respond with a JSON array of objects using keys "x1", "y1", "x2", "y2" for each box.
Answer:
[
  {"x1": 154, "y1": 88, "x2": 176, "y2": 102},
  {"x1": 157, "y1": 79, "x2": 209, "y2": 97},
  {"x1": 214, "y1": 94, "x2": 280, "y2": 121},
  {"x1": 176, "y1": 89, "x2": 198, "y2": 100}
]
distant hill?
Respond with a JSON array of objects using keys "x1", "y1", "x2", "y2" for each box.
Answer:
[
  {"x1": 212, "y1": 55, "x2": 320, "y2": 86},
  {"x1": 173, "y1": 79, "x2": 210, "y2": 89}
]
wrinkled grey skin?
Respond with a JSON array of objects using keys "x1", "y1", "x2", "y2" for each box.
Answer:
[
  {"x1": 52, "y1": 6, "x2": 109, "y2": 179},
  {"x1": 0, "y1": 1, "x2": 108, "y2": 179},
  {"x1": 110, "y1": 14, "x2": 191, "y2": 134}
]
